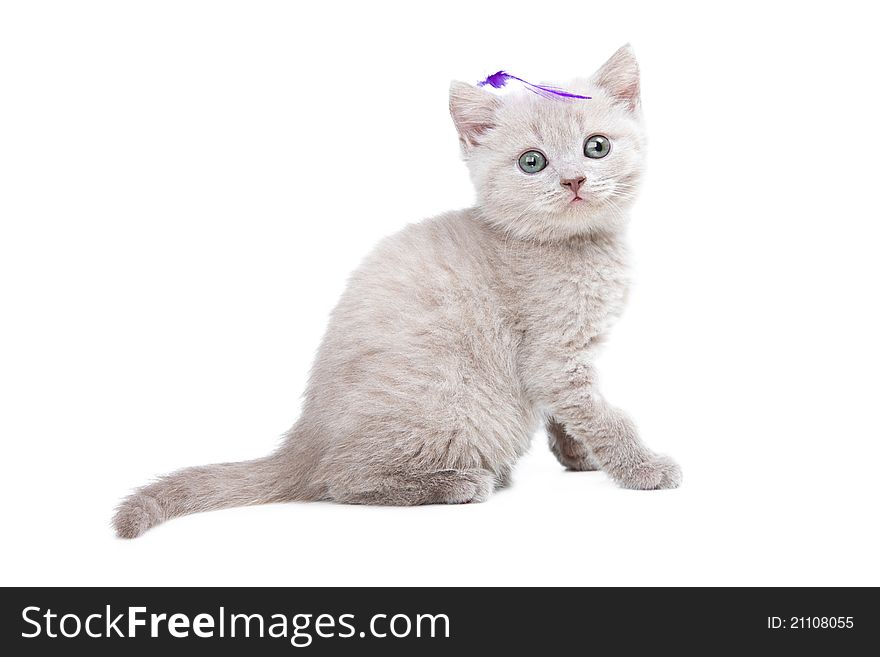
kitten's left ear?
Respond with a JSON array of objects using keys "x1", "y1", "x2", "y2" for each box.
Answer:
[
  {"x1": 449, "y1": 81, "x2": 501, "y2": 151},
  {"x1": 591, "y1": 44, "x2": 641, "y2": 112}
]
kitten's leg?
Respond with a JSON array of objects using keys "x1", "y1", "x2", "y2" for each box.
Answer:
[
  {"x1": 330, "y1": 468, "x2": 496, "y2": 505},
  {"x1": 547, "y1": 417, "x2": 601, "y2": 471},
  {"x1": 549, "y1": 365, "x2": 681, "y2": 490}
]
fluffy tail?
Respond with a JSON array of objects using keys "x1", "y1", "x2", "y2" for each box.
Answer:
[{"x1": 112, "y1": 455, "x2": 295, "y2": 538}]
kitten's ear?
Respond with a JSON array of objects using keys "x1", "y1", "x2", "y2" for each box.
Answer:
[
  {"x1": 449, "y1": 81, "x2": 501, "y2": 150},
  {"x1": 591, "y1": 44, "x2": 641, "y2": 112}
]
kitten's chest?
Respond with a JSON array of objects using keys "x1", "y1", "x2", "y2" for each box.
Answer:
[{"x1": 512, "y1": 239, "x2": 630, "y2": 349}]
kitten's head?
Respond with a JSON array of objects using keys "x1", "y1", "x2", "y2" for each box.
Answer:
[{"x1": 450, "y1": 45, "x2": 645, "y2": 242}]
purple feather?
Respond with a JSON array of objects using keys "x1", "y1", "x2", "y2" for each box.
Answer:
[{"x1": 477, "y1": 71, "x2": 591, "y2": 100}]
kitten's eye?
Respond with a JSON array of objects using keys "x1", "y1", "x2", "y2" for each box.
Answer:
[
  {"x1": 584, "y1": 135, "x2": 611, "y2": 159},
  {"x1": 518, "y1": 150, "x2": 547, "y2": 174}
]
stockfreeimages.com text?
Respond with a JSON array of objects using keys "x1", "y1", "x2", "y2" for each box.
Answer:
[{"x1": 22, "y1": 606, "x2": 450, "y2": 647}]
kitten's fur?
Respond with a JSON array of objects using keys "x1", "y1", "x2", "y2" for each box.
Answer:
[{"x1": 114, "y1": 45, "x2": 680, "y2": 539}]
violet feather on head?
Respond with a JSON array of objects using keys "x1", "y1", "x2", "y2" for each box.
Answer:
[{"x1": 477, "y1": 71, "x2": 592, "y2": 100}]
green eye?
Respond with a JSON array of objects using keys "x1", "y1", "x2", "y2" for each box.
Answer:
[
  {"x1": 584, "y1": 135, "x2": 611, "y2": 159},
  {"x1": 518, "y1": 150, "x2": 547, "y2": 174}
]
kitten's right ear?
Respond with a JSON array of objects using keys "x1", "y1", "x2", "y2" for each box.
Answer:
[
  {"x1": 591, "y1": 44, "x2": 641, "y2": 112},
  {"x1": 449, "y1": 81, "x2": 501, "y2": 151}
]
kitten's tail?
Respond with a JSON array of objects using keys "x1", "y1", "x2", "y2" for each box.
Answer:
[{"x1": 112, "y1": 454, "x2": 300, "y2": 539}]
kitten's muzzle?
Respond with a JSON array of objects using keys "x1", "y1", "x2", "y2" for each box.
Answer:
[{"x1": 561, "y1": 176, "x2": 586, "y2": 201}]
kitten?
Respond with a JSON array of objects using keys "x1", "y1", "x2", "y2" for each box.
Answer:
[{"x1": 113, "y1": 45, "x2": 681, "y2": 538}]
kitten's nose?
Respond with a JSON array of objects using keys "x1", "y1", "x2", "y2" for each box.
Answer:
[{"x1": 560, "y1": 176, "x2": 586, "y2": 194}]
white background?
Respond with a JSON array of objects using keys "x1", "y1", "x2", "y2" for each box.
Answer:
[{"x1": 1, "y1": 1, "x2": 878, "y2": 586}]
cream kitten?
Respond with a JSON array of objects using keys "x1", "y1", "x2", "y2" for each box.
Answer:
[{"x1": 114, "y1": 45, "x2": 680, "y2": 538}]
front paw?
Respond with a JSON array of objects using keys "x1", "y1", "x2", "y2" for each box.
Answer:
[
  {"x1": 547, "y1": 419, "x2": 602, "y2": 472},
  {"x1": 562, "y1": 453, "x2": 602, "y2": 472},
  {"x1": 617, "y1": 455, "x2": 681, "y2": 490}
]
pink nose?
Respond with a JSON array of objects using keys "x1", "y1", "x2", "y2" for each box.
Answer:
[{"x1": 561, "y1": 177, "x2": 585, "y2": 194}]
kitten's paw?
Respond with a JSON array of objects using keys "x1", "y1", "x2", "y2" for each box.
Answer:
[
  {"x1": 563, "y1": 454, "x2": 602, "y2": 472},
  {"x1": 445, "y1": 469, "x2": 494, "y2": 504},
  {"x1": 547, "y1": 419, "x2": 601, "y2": 472},
  {"x1": 617, "y1": 455, "x2": 682, "y2": 490},
  {"x1": 112, "y1": 493, "x2": 163, "y2": 539}
]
